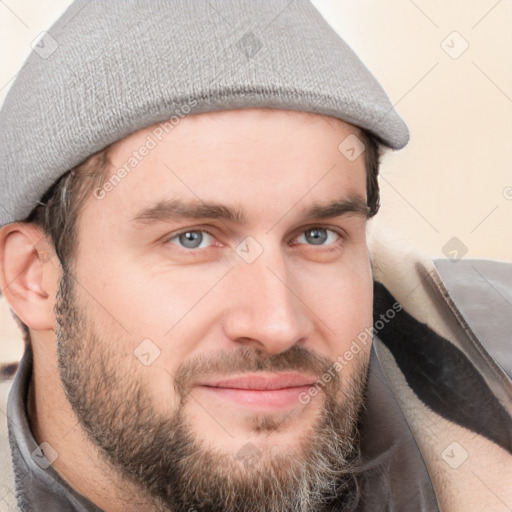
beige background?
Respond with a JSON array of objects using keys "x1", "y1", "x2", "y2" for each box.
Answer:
[{"x1": 1, "y1": 0, "x2": 511, "y2": 360}]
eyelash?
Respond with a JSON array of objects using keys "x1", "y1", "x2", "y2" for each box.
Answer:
[
  {"x1": 164, "y1": 225, "x2": 345, "y2": 252},
  {"x1": 165, "y1": 227, "x2": 219, "y2": 250}
]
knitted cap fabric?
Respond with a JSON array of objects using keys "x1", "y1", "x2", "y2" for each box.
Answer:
[{"x1": 0, "y1": 0, "x2": 409, "y2": 227}]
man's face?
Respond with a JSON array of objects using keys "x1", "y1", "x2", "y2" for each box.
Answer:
[{"x1": 56, "y1": 108, "x2": 374, "y2": 511}]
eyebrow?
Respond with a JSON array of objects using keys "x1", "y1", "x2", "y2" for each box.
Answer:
[{"x1": 131, "y1": 195, "x2": 369, "y2": 227}]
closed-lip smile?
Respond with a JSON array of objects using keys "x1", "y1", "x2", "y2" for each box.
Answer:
[{"x1": 195, "y1": 372, "x2": 317, "y2": 409}]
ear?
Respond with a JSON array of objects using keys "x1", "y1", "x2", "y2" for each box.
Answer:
[{"x1": 0, "y1": 223, "x2": 59, "y2": 331}]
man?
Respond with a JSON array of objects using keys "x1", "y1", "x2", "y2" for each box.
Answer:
[{"x1": 0, "y1": 1, "x2": 510, "y2": 511}]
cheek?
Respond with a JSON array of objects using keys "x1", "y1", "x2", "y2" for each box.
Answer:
[
  {"x1": 76, "y1": 286, "x2": 184, "y2": 414},
  {"x1": 74, "y1": 237, "x2": 220, "y2": 335},
  {"x1": 297, "y1": 249, "x2": 373, "y2": 355}
]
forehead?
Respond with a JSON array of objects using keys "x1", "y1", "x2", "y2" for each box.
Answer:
[
  {"x1": 84, "y1": 108, "x2": 367, "y2": 226},
  {"x1": 109, "y1": 107, "x2": 363, "y2": 156}
]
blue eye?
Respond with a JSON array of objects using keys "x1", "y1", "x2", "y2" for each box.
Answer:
[
  {"x1": 168, "y1": 230, "x2": 216, "y2": 249},
  {"x1": 295, "y1": 228, "x2": 340, "y2": 246}
]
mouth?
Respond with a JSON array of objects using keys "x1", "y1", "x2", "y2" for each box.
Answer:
[{"x1": 195, "y1": 372, "x2": 317, "y2": 409}]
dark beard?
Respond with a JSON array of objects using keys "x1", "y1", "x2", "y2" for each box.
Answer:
[{"x1": 55, "y1": 269, "x2": 369, "y2": 512}]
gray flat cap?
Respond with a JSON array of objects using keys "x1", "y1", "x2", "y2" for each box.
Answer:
[{"x1": 0, "y1": 0, "x2": 409, "y2": 227}]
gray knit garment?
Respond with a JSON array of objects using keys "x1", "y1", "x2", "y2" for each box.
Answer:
[{"x1": 0, "y1": 0, "x2": 409, "y2": 227}]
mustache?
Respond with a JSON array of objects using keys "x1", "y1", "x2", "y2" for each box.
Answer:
[{"x1": 171, "y1": 344, "x2": 341, "y2": 399}]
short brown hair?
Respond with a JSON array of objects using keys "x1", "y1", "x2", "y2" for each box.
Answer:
[{"x1": 26, "y1": 147, "x2": 112, "y2": 267}]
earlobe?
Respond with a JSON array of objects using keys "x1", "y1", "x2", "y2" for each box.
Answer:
[{"x1": 0, "y1": 223, "x2": 58, "y2": 331}]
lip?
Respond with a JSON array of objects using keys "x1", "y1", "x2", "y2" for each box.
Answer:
[
  {"x1": 195, "y1": 372, "x2": 317, "y2": 409},
  {"x1": 197, "y1": 372, "x2": 317, "y2": 390}
]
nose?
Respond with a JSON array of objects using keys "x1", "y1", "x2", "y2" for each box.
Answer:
[{"x1": 222, "y1": 250, "x2": 314, "y2": 354}]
